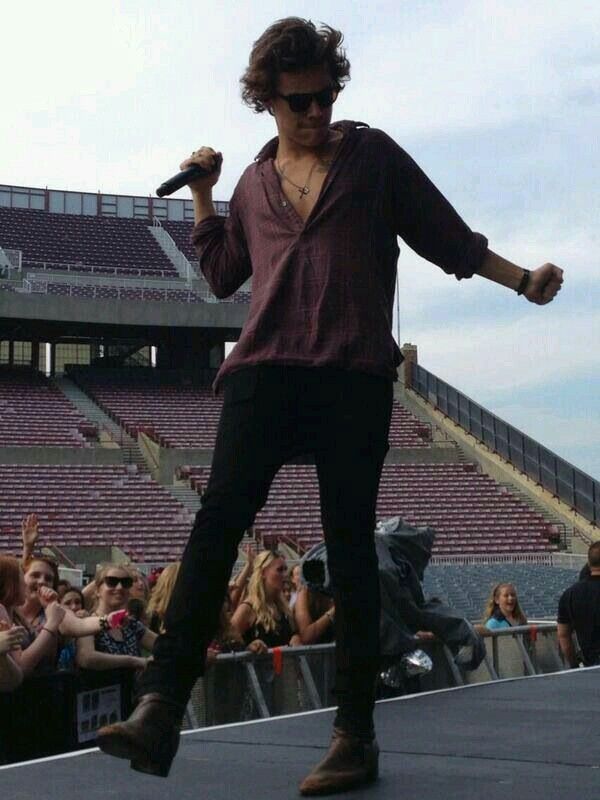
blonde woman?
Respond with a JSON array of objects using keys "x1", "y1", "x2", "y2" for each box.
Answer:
[
  {"x1": 146, "y1": 564, "x2": 181, "y2": 634},
  {"x1": 231, "y1": 550, "x2": 299, "y2": 653},
  {"x1": 482, "y1": 582, "x2": 528, "y2": 630},
  {"x1": 76, "y1": 564, "x2": 157, "y2": 671}
]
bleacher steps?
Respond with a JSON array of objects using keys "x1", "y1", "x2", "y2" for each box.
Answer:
[
  {"x1": 53, "y1": 376, "x2": 150, "y2": 473},
  {"x1": 498, "y1": 482, "x2": 576, "y2": 551},
  {"x1": 165, "y1": 483, "x2": 202, "y2": 515},
  {"x1": 148, "y1": 222, "x2": 194, "y2": 281}
]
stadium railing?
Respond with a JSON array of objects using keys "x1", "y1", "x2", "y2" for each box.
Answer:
[
  {"x1": 22, "y1": 273, "x2": 218, "y2": 303},
  {"x1": 411, "y1": 362, "x2": 600, "y2": 527},
  {"x1": 0, "y1": 625, "x2": 567, "y2": 765}
]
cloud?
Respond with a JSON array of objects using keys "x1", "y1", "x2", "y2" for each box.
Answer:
[
  {"x1": 482, "y1": 403, "x2": 600, "y2": 479},
  {"x1": 346, "y1": 0, "x2": 600, "y2": 138},
  {"x1": 409, "y1": 306, "x2": 599, "y2": 396}
]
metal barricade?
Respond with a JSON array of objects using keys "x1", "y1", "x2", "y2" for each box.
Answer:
[{"x1": 184, "y1": 626, "x2": 566, "y2": 730}]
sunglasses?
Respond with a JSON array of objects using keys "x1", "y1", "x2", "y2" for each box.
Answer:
[
  {"x1": 276, "y1": 86, "x2": 338, "y2": 113},
  {"x1": 103, "y1": 576, "x2": 133, "y2": 589}
]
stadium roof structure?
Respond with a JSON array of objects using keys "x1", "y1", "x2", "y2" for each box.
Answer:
[{"x1": 0, "y1": 182, "x2": 245, "y2": 367}]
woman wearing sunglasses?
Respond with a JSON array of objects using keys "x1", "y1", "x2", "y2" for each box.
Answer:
[
  {"x1": 1, "y1": 554, "x2": 128, "y2": 680},
  {"x1": 76, "y1": 565, "x2": 156, "y2": 673},
  {"x1": 98, "y1": 16, "x2": 564, "y2": 792}
]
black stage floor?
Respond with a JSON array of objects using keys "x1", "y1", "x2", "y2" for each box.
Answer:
[{"x1": 2, "y1": 668, "x2": 599, "y2": 800}]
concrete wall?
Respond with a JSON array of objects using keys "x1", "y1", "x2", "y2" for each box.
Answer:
[
  {"x1": 150, "y1": 441, "x2": 460, "y2": 484},
  {"x1": 0, "y1": 292, "x2": 248, "y2": 330},
  {"x1": 157, "y1": 446, "x2": 213, "y2": 484},
  {"x1": 0, "y1": 446, "x2": 123, "y2": 465}
]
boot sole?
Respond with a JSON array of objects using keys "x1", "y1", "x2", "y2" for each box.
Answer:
[
  {"x1": 299, "y1": 765, "x2": 379, "y2": 796},
  {"x1": 96, "y1": 727, "x2": 172, "y2": 778}
]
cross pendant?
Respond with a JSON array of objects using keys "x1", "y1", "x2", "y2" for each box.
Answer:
[{"x1": 299, "y1": 186, "x2": 309, "y2": 197}]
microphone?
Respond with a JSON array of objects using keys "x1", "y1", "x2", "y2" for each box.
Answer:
[{"x1": 155, "y1": 155, "x2": 222, "y2": 198}]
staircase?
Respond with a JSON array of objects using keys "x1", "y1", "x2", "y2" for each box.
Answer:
[
  {"x1": 165, "y1": 482, "x2": 202, "y2": 515},
  {"x1": 53, "y1": 375, "x2": 150, "y2": 474},
  {"x1": 149, "y1": 219, "x2": 194, "y2": 282},
  {"x1": 498, "y1": 482, "x2": 572, "y2": 549}
]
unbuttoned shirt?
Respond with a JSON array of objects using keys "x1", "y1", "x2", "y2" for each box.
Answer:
[{"x1": 191, "y1": 120, "x2": 488, "y2": 392}]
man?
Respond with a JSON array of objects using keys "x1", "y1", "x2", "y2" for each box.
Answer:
[
  {"x1": 557, "y1": 542, "x2": 600, "y2": 669},
  {"x1": 97, "y1": 17, "x2": 564, "y2": 795}
]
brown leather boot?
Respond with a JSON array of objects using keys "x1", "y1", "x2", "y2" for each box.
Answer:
[
  {"x1": 96, "y1": 693, "x2": 184, "y2": 778},
  {"x1": 299, "y1": 727, "x2": 379, "y2": 796}
]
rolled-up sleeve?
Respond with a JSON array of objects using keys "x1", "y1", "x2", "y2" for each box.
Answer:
[
  {"x1": 384, "y1": 133, "x2": 488, "y2": 280},
  {"x1": 191, "y1": 185, "x2": 252, "y2": 298}
]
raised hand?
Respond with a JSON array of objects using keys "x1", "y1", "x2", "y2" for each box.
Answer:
[
  {"x1": 524, "y1": 263, "x2": 564, "y2": 305},
  {"x1": 242, "y1": 543, "x2": 256, "y2": 567},
  {"x1": 21, "y1": 513, "x2": 39, "y2": 552}
]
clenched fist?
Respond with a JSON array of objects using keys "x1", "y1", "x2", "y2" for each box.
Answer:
[
  {"x1": 180, "y1": 146, "x2": 223, "y2": 194},
  {"x1": 524, "y1": 263, "x2": 564, "y2": 305}
]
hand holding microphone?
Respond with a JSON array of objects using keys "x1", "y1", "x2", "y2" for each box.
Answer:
[{"x1": 156, "y1": 147, "x2": 223, "y2": 197}]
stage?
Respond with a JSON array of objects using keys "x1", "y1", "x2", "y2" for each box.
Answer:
[{"x1": 2, "y1": 668, "x2": 599, "y2": 799}]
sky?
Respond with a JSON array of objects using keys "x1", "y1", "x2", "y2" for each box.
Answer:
[{"x1": 2, "y1": 0, "x2": 599, "y2": 478}]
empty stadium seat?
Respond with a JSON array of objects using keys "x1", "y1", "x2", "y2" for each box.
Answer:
[{"x1": 0, "y1": 367, "x2": 96, "y2": 447}]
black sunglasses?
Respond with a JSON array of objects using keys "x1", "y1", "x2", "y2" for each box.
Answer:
[
  {"x1": 276, "y1": 86, "x2": 338, "y2": 113},
  {"x1": 103, "y1": 576, "x2": 133, "y2": 589}
]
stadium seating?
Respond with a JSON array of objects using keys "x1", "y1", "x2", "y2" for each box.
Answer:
[
  {"x1": 182, "y1": 462, "x2": 559, "y2": 555},
  {"x1": 161, "y1": 220, "x2": 198, "y2": 264},
  {"x1": 0, "y1": 464, "x2": 193, "y2": 563},
  {"x1": 0, "y1": 367, "x2": 96, "y2": 447},
  {"x1": 72, "y1": 370, "x2": 432, "y2": 449},
  {"x1": 43, "y1": 282, "x2": 206, "y2": 304},
  {"x1": 423, "y1": 563, "x2": 580, "y2": 621},
  {"x1": 0, "y1": 206, "x2": 178, "y2": 278}
]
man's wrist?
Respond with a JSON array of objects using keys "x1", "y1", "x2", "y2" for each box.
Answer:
[{"x1": 516, "y1": 268, "x2": 531, "y2": 295}]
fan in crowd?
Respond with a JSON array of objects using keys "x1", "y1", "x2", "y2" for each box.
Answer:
[
  {"x1": 76, "y1": 564, "x2": 156, "y2": 673},
  {"x1": 57, "y1": 586, "x2": 87, "y2": 671},
  {"x1": 294, "y1": 585, "x2": 336, "y2": 645},
  {"x1": 147, "y1": 563, "x2": 181, "y2": 634},
  {"x1": 482, "y1": 582, "x2": 528, "y2": 630},
  {"x1": 288, "y1": 564, "x2": 303, "y2": 610},
  {"x1": 230, "y1": 549, "x2": 300, "y2": 653},
  {"x1": 0, "y1": 551, "x2": 128, "y2": 686},
  {"x1": 227, "y1": 544, "x2": 255, "y2": 611}
]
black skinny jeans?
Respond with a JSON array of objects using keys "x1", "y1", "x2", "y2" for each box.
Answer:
[{"x1": 139, "y1": 365, "x2": 393, "y2": 738}]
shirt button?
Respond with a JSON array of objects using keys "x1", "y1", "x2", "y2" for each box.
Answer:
[{"x1": 282, "y1": 200, "x2": 288, "y2": 207}]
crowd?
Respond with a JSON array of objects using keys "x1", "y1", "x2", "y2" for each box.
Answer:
[
  {"x1": 2, "y1": 513, "x2": 599, "y2": 707},
  {"x1": 0, "y1": 516, "x2": 323, "y2": 698}
]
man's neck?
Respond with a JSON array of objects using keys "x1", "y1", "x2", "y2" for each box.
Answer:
[
  {"x1": 276, "y1": 129, "x2": 339, "y2": 164},
  {"x1": 590, "y1": 568, "x2": 600, "y2": 576}
]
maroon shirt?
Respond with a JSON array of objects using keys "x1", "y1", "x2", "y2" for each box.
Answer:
[{"x1": 192, "y1": 120, "x2": 488, "y2": 392}]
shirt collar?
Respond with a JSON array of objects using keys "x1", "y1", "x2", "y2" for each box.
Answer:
[{"x1": 254, "y1": 119, "x2": 369, "y2": 163}]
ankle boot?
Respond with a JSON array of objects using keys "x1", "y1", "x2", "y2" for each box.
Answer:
[
  {"x1": 299, "y1": 727, "x2": 379, "y2": 796},
  {"x1": 96, "y1": 693, "x2": 184, "y2": 778}
]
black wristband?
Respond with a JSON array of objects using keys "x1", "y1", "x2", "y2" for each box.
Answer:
[{"x1": 516, "y1": 268, "x2": 530, "y2": 295}]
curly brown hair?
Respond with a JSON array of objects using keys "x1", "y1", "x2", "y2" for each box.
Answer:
[{"x1": 240, "y1": 17, "x2": 350, "y2": 114}]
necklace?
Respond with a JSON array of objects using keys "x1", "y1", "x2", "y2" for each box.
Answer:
[
  {"x1": 275, "y1": 158, "x2": 320, "y2": 199},
  {"x1": 275, "y1": 133, "x2": 342, "y2": 200}
]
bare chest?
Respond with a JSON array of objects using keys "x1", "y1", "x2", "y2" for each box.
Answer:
[{"x1": 277, "y1": 161, "x2": 331, "y2": 223}]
